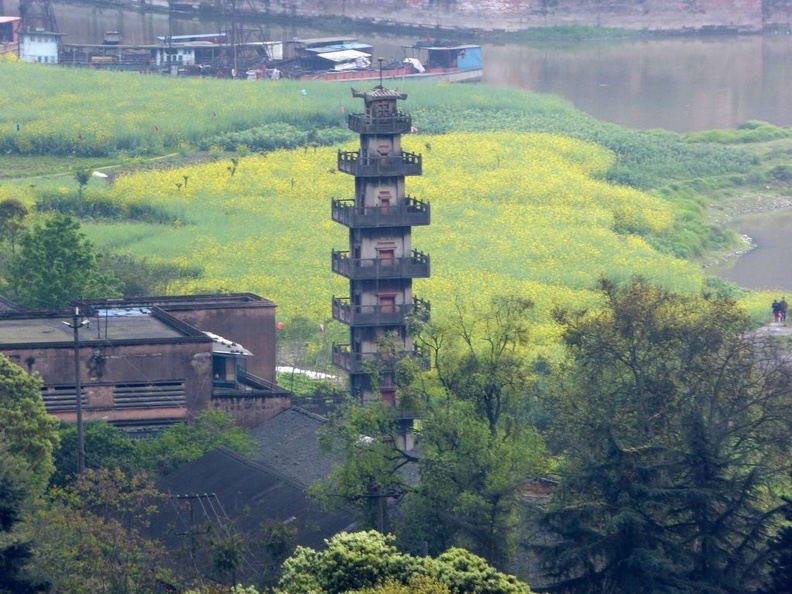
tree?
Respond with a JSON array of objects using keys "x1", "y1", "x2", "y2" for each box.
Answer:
[
  {"x1": 399, "y1": 297, "x2": 547, "y2": 567},
  {"x1": 0, "y1": 450, "x2": 43, "y2": 594},
  {"x1": 75, "y1": 169, "x2": 91, "y2": 201},
  {"x1": 52, "y1": 421, "x2": 138, "y2": 486},
  {"x1": 0, "y1": 354, "x2": 59, "y2": 492},
  {"x1": 6, "y1": 213, "x2": 121, "y2": 309},
  {"x1": 24, "y1": 468, "x2": 172, "y2": 593},
  {"x1": 537, "y1": 277, "x2": 792, "y2": 593},
  {"x1": 0, "y1": 355, "x2": 58, "y2": 593},
  {"x1": 314, "y1": 297, "x2": 549, "y2": 568},
  {"x1": 135, "y1": 409, "x2": 254, "y2": 475},
  {"x1": 276, "y1": 530, "x2": 534, "y2": 594},
  {"x1": 761, "y1": 509, "x2": 792, "y2": 594},
  {"x1": 0, "y1": 198, "x2": 28, "y2": 259}
]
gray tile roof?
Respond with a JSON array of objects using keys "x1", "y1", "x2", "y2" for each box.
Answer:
[
  {"x1": 249, "y1": 407, "x2": 340, "y2": 488},
  {"x1": 156, "y1": 446, "x2": 355, "y2": 552}
]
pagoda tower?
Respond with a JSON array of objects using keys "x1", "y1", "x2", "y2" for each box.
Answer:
[{"x1": 331, "y1": 86, "x2": 430, "y2": 404}]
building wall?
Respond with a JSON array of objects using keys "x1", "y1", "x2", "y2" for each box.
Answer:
[
  {"x1": 19, "y1": 33, "x2": 59, "y2": 63},
  {"x1": 167, "y1": 304, "x2": 277, "y2": 383},
  {"x1": 3, "y1": 340, "x2": 213, "y2": 424}
]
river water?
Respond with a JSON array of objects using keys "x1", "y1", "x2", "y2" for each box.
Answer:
[{"x1": 12, "y1": 2, "x2": 792, "y2": 290}]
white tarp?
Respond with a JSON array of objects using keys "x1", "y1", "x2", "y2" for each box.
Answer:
[
  {"x1": 317, "y1": 49, "x2": 371, "y2": 63},
  {"x1": 403, "y1": 57, "x2": 425, "y2": 73}
]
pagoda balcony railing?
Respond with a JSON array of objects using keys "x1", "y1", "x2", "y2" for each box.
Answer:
[
  {"x1": 332, "y1": 296, "x2": 431, "y2": 326},
  {"x1": 347, "y1": 112, "x2": 413, "y2": 135},
  {"x1": 332, "y1": 343, "x2": 431, "y2": 374},
  {"x1": 337, "y1": 150, "x2": 422, "y2": 177},
  {"x1": 331, "y1": 249, "x2": 430, "y2": 280},
  {"x1": 331, "y1": 196, "x2": 430, "y2": 228}
]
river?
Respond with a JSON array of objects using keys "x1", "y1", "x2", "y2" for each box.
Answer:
[
  {"x1": 10, "y1": 1, "x2": 792, "y2": 290},
  {"x1": 26, "y1": 3, "x2": 792, "y2": 132}
]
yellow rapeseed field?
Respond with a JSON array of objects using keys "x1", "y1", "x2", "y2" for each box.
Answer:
[{"x1": 82, "y1": 130, "x2": 707, "y2": 349}]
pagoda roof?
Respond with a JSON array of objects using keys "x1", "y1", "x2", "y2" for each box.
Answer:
[{"x1": 351, "y1": 86, "x2": 408, "y2": 102}]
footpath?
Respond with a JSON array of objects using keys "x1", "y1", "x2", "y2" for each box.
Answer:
[{"x1": 758, "y1": 320, "x2": 792, "y2": 339}]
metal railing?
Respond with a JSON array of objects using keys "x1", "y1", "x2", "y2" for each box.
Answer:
[
  {"x1": 332, "y1": 343, "x2": 430, "y2": 374},
  {"x1": 347, "y1": 112, "x2": 413, "y2": 135},
  {"x1": 331, "y1": 249, "x2": 430, "y2": 279},
  {"x1": 331, "y1": 195, "x2": 430, "y2": 228},
  {"x1": 332, "y1": 296, "x2": 430, "y2": 326},
  {"x1": 337, "y1": 150, "x2": 422, "y2": 177}
]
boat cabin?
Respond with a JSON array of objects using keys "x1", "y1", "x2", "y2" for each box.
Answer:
[{"x1": 403, "y1": 42, "x2": 482, "y2": 73}]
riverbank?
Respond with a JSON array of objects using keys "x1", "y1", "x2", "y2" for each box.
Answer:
[
  {"x1": 698, "y1": 192, "x2": 792, "y2": 271},
  {"x1": 41, "y1": 0, "x2": 792, "y2": 37}
]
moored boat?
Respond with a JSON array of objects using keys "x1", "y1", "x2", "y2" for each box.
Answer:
[{"x1": 282, "y1": 38, "x2": 482, "y2": 84}]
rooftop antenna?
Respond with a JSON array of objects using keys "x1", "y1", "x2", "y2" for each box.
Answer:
[{"x1": 378, "y1": 57, "x2": 384, "y2": 87}]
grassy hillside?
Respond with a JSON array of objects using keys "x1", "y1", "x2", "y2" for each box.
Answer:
[{"x1": 0, "y1": 61, "x2": 781, "y2": 356}]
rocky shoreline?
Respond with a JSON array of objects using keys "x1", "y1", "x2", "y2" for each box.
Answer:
[{"x1": 700, "y1": 192, "x2": 792, "y2": 270}]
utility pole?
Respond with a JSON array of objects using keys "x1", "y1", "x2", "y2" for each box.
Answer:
[{"x1": 65, "y1": 307, "x2": 87, "y2": 473}]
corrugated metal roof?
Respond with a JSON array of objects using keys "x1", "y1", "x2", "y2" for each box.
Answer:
[{"x1": 203, "y1": 331, "x2": 252, "y2": 356}]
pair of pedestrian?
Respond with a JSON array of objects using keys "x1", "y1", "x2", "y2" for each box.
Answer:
[{"x1": 772, "y1": 298, "x2": 787, "y2": 324}]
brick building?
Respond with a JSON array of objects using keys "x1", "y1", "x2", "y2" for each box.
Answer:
[{"x1": 0, "y1": 293, "x2": 290, "y2": 434}]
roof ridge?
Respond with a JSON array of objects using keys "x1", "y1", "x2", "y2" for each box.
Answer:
[{"x1": 289, "y1": 405, "x2": 328, "y2": 423}]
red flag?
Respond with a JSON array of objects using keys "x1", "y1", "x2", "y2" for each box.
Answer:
[
  {"x1": 340, "y1": 106, "x2": 345, "y2": 114},
  {"x1": 319, "y1": 324, "x2": 325, "y2": 336}
]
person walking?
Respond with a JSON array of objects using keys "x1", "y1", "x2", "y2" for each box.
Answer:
[{"x1": 781, "y1": 297, "x2": 788, "y2": 324}]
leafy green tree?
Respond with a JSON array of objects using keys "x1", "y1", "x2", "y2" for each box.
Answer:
[
  {"x1": 52, "y1": 421, "x2": 138, "y2": 486},
  {"x1": 353, "y1": 576, "x2": 451, "y2": 594},
  {"x1": 0, "y1": 355, "x2": 58, "y2": 593},
  {"x1": 276, "y1": 530, "x2": 534, "y2": 594},
  {"x1": 24, "y1": 468, "x2": 172, "y2": 594},
  {"x1": 0, "y1": 198, "x2": 28, "y2": 260},
  {"x1": 311, "y1": 400, "x2": 417, "y2": 534},
  {"x1": 0, "y1": 450, "x2": 43, "y2": 594},
  {"x1": 74, "y1": 169, "x2": 91, "y2": 201},
  {"x1": 211, "y1": 531, "x2": 245, "y2": 587},
  {"x1": 537, "y1": 277, "x2": 792, "y2": 594},
  {"x1": 0, "y1": 354, "x2": 59, "y2": 492},
  {"x1": 315, "y1": 297, "x2": 549, "y2": 568},
  {"x1": 99, "y1": 254, "x2": 202, "y2": 298},
  {"x1": 135, "y1": 409, "x2": 254, "y2": 475},
  {"x1": 400, "y1": 297, "x2": 548, "y2": 566},
  {"x1": 6, "y1": 213, "x2": 121, "y2": 308},
  {"x1": 429, "y1": 296, "x2": 535, "y2": 436},
  {"x1": 405, "y1": 398, "x2": 546, "y2": 567}
]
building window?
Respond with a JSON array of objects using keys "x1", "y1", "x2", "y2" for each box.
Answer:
[
  {"x1": 377, "y1": 247, "x2": 395, "y2": 267},
  {"x1": 378, "y1": 294, "x2": 396, "y2": 313}
]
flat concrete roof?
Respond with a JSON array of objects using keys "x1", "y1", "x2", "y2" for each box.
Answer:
[
  {"x1": 0, "y1": 309, "x2": 198, "y2": 347},
  {"x1": 80, "y1": 293, "x2": 276, "y2": 311}
]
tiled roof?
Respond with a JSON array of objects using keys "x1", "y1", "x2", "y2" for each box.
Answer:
[
  {"x1": 249, "y1": 407, "x2": 340, "y2": 488},
  {"x1": 156, "y1": 446, "x2": 355, "y2": 551}
]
